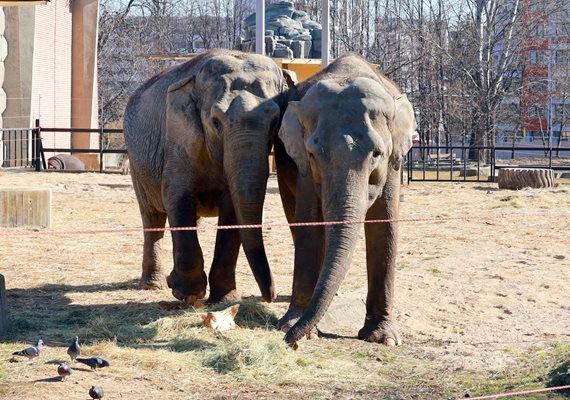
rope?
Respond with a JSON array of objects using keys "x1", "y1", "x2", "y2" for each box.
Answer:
[
  {"x1": 0, "y1": 211, "x2": 567, "y2": 237},
  {"x1": 468, "y1": 384, "x2": 570, "y2": 399}
]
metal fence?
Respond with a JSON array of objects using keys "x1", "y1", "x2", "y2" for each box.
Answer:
[
  {"x1": 35, "y1": 126, "x2": 126, "y2": 172},
  {"x1": 3, "y1": 126, "x2": 570, "y2": 182},
  {"x1": 406, "y1": 144, "x2": 570, "y2": 183},
  {"x1": 1, "y1": 128, "x2": 35, "y2": 168}
]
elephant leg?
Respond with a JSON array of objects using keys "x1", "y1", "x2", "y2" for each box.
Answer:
[
  {"x1": 164, "y1": 190, "x2": 207, "y2": 302},
  {"x1": 207, "y1": 194, "x2": 241, "y2": 304},
  {"x1": 279, "y1": 177, "x2": 323, "y2": 335},
  {"x1": 358, "y1": 176, "x2": 402, "y2": 346},
  {"x1": 139, "y1": 210, "x2": 167, "y2": 290}
]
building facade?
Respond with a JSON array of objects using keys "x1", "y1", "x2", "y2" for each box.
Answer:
[
  {"x1": 0, "y1": 0, "x2": 100, "y2": 168},
  {"x1": 498, "y1": 1, "x2": 570, "y2": 146}
]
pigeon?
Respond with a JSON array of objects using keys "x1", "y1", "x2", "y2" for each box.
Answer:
[
  {"x1": 76, "y1": 357, "x2": 110, "y2": 371},
  {"x1": 57, "y1": 363, "x2": 72, "y2": 381},
  {"x1": 89, "y1": 385, "x2": 104, "y2": 399},
  {"x1": 12, "y1": 339, "x2": 44, "y2": 360},
  {"x1": 67, "y1": 336, "x2": 81, "y2": 362}
]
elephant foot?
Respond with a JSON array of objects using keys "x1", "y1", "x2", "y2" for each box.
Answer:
[
  {"x1": 166, "y1": 269, "x2": 207, "y2": 302},
  {"x1": 139, "y1": 272, "x2": 167, "y2": 290},
  {"x1": 358, "y1": 319, "x2": 402, "y2": 346},
  {"x1": 206, "y1": 289, "x2": 241, "y2": 305}
]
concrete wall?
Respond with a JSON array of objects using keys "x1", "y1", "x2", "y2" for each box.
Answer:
[{"x1": 2, "y1": 7, "x2": 35, "y2": 129}]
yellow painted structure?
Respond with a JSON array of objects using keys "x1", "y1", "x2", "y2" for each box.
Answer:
[{"x1": 274, "y1": 58, "x2": 323, "y2": 82}]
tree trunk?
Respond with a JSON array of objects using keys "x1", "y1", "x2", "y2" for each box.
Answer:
[{"x1": 497, "y1": 168, "x2": 555, "y2": 190}]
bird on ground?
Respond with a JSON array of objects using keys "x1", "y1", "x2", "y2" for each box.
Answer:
[
  {"x1": 12, "y1": 339, "x2": 44, "y2": 361},
  {"x1": 89, "y1": 385, "x2": 104, "y2": 399},
  {"x1": 57, "y1": 363, "x2": 72, "y2": 381},
  {"x1": 76, "y1": 357, "x2": 110, "y2": 371},
  {"x1": 67, "y1": 336, "x2": 81, "y2": 362}
]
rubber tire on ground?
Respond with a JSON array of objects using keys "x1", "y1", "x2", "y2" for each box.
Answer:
[{"x1": 497, "y1": 168, "x2": 555, "y2": 190}]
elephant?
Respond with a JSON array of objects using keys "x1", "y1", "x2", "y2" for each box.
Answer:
[
  {"x1": 123, "y1": 49, "x2": 291, "y2": 304},
  {"x1": 275, "y1": 53, "x2": 416, "y2": 347},
  {"x1": 47, "y1": 154, "x2": 85, "y2": 170}
]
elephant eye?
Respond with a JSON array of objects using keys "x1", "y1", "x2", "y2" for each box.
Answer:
[
  {"x1": 372, "y1": 149, "x2": 382, "y2": 158},
  {"x1": 212, "y1": 118, "x2": 223, "y2": 133}
]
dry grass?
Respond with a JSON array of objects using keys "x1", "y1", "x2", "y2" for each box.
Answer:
[{"x1": 1, "y1": 171, "x2": 569, "y2": 399}]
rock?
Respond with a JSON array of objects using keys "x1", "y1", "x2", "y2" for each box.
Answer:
[
  {"x1": 274, "y1": 46, "x2": 294, "y2": 58},
  {"x1": 291, "y1": 40, "x2": 305, "y2": 58},
  {"x1": 265, "y1": 36, "x2": 276, "y2": 56},
  {"x1": 241, "y1": 2, "x2": 322, "y2": 60},
  {"x1": 277, "y1": 39, "x2": 292, "y2": 48},
  {"x1": 303, "y1": 20, "x2": 322, "y2": 31},
  {"x1": 311, "y1": 29, "x2": 322, "y2": 40}
]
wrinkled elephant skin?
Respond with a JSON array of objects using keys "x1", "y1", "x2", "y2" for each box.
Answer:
[
  {"x1": 276, "y1": 53, "x2": 416, "y2": 346},
  {"x1": 124, "y1": 49, "x2": 291, "y2": 303}
]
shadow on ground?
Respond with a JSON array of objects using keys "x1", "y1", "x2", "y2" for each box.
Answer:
[
  {"x1": 3, "y1": 279, "x2": 163, "y2": 346},
  {"x1": 2, "y1": 280, "x2": 283, "y2": 353},
  {"x1": 548, "y1": 359, "x2": 570, "y2": 398}
]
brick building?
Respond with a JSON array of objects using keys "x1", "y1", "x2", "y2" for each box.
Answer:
[
  {"x1": 0, "y1": 0, "x2": 99, "y2": 168},
  {"x1": 498, "y1": 1, "x2": 570, "y2": 145}
]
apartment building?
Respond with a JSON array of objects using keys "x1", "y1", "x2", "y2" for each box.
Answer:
[{"x1": 498, "y1": 1, "x2": 570, "y2": 145}]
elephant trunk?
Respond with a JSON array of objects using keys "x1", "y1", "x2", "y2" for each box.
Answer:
[
  {"x1": 285, "y1": 177, "x2": 367, "y2": 344},
  {"x1": 225, "y1": 129, "x2": 275, "y2": 302}
]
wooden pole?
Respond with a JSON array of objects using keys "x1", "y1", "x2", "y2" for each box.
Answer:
[{"x1": 0, "y1": 274, "x2": 7, "y2": 334}]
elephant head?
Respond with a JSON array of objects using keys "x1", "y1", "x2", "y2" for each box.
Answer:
[
  {"x1": 278, "y1": 75, "x2": 416, "y2": 343},
  {"x1": 164, "y1": 52, "x2": 290, "y2": 302}
]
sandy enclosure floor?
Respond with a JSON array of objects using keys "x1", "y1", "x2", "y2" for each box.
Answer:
[{"x1": 0, "y1": 170, "x2": 569, "y2": 399}]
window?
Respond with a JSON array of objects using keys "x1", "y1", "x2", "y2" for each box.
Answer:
[
  {"x1": 529, "y1": 23, "x2": 546, "y2": 38},
  {"x1": 527, "y1": 78, "x2": 548, "y2": 93},
  {"x1": 528, "y1": 50, "x2": 548, "y2": 65},
  {"x1": 555, "y1": 50, "x2": 570, "y2": 65},
  {"x1": 553, "y1": 104, "x2": 570, "y2": 119},
  {"x1": 556, "y1": 23, "x2": 570, "y2": 37},
  {"x1": 528, "y1": 105, "x2": 545, "y2": 118}
]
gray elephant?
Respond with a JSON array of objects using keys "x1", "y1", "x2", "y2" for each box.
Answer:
[
  {"x1": 275, "y1": 53, "x2": 416, "y2": 346},
  {"x1": 47, "y1": 154, "x2": 85, "y2": 170},
  {"x1": 123, "y1": 49, "x2": 290, "y2": 303}
]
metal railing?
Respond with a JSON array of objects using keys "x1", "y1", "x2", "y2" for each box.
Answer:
[
  {"x1": 31, "y1": 120, "x2": 126, "y2": 173},
  {"x1": 406, "y1": 143, "x2": 570, "y2": 183},
  {"x1": 1, "y1": 127, "x2": 35, "y2": 168}
]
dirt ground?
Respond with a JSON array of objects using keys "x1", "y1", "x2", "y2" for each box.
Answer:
[{"x1": 0, "y1": 170, "x2": 569, "y2": 399}]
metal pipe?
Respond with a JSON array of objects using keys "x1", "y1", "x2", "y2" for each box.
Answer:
[
  {"x1": 322, "y1": 0, "x2": 330, "y2": 68},
  {"x1": 255, "y1": 0, "x2": 265, "y2": 55}
]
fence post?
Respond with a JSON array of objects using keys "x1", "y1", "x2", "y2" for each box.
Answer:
[
  {"x1": 34, "y1": 119, "x2": 41, "y2": 172},
  {"x1": 99, "y1": 127, "x2": 104, "y2": 173},
  {"x1": 0, "y1": 274, "x2": 7, "y2": 334}
]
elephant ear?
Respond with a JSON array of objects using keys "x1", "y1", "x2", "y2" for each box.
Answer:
[
  {"x1": 282, "y1": 69, "x2": 298, "y2": 89},
  {"x1": 390, "y1": 94, "x2": 416, "y2": 170},
  {"x1": 165, "y1": 75, "x2": 204, "y2": 158},
  {"x1": 278, "y1": 101, "x2": 309, "y2": 176}
]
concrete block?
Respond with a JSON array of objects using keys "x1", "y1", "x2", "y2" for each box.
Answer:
[
  {"x1": 0, "y1": 274, "x2": 6, "y2": 334},
  {"x1": 0, "y1": 187, "x2": 52, "y2": 228}
]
